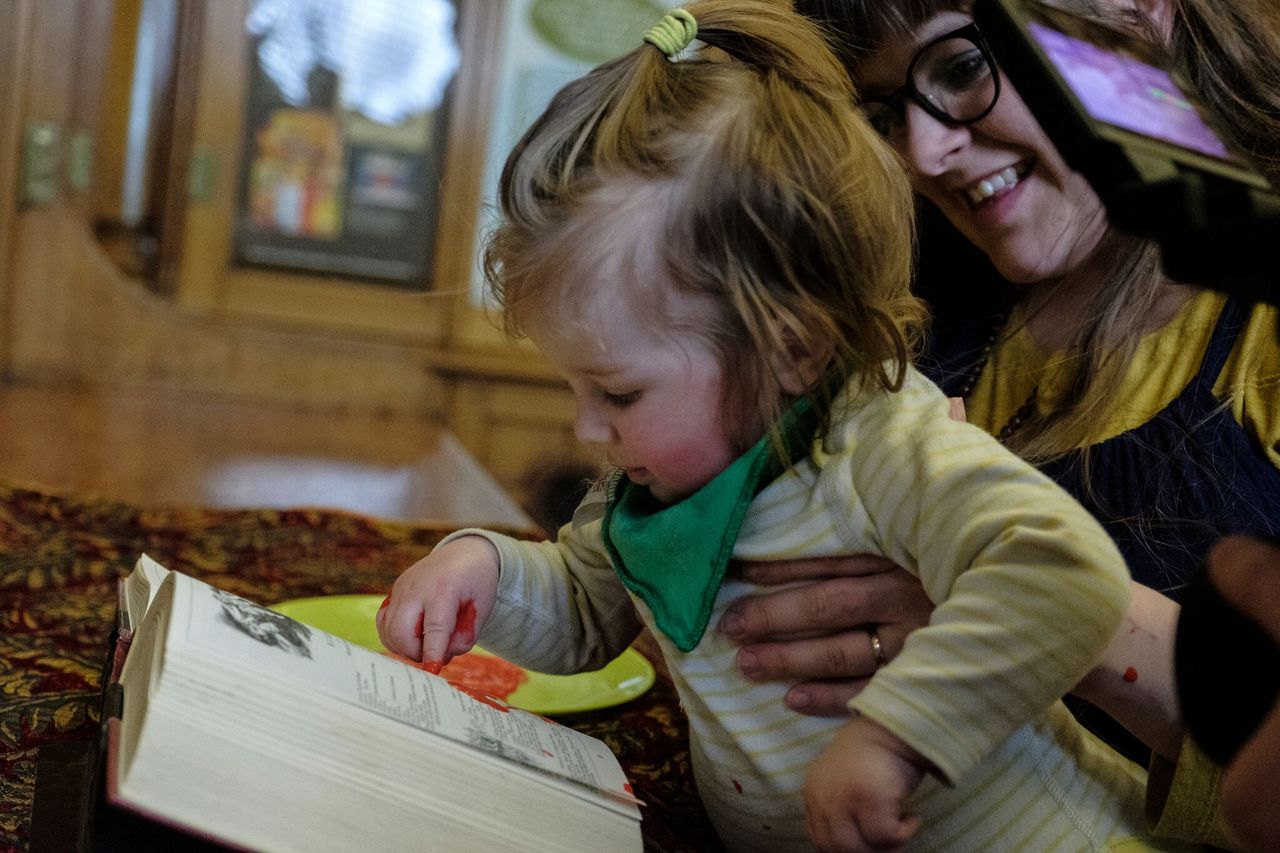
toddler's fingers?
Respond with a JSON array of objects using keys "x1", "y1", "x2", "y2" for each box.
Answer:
[
  {"x1": 444, "y1": 599, "x2": 480, "y2": 659},
  {"x1": 806, "y1": 811, "x2": 875, "y2": 853},
  {"x1": 419, "y1": 596, "x2": 465, "y2": 667},
  {"x1": 857, "y1": 808, "x2": 918, "y2": 850},
  {"x1": 378, "y1": 598, "x2": 424, "y2": 662}
]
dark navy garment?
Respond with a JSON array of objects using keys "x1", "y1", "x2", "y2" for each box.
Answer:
[
  {"x1": 1036, "y1": 296, "x2": 1280, "y2": 599},
  {"x1": 927, "y1": 295, "x2": 1280, "y2": 600},
  {"x1": 924, "y1": 294, "x2": 1280, "y2": 763}
]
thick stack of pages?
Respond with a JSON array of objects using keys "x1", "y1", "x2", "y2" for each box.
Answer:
[{"x1": 108, "y1": 556, "x2": 643, "y2": 853}]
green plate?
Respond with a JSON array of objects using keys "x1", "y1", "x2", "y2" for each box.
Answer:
[{"x1": 270, "y1": 594, "x2": 655, "y2": 715}]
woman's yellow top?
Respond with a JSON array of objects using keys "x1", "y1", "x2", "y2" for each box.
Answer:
[{"x1": 965, "y1": 289, "x2": 1280, "y2": 464}]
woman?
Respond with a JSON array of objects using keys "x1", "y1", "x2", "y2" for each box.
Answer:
[{"x1": 724, "y1": 0, "x2": 1280, "y2": 846}]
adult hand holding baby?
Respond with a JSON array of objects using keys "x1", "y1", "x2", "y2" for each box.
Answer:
[
  {"x1": 722, "y1": 556, "x2": 934, "y2": 714},
  {"x1": 722, "y1": 399, "x2": 965, "y2": 716}
]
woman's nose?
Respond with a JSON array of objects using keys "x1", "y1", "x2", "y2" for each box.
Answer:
[{"x1": 900, "y1": 103, "x2": 970, "y2": 177}]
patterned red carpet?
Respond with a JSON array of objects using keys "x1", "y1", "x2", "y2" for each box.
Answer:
[{"x1": 0, "y1": 481, "x2": 719, "y2": 852}]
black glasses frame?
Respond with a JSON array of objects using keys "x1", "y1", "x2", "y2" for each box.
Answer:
[{"x1": 861, "y1": 22, "x2": 1002, "y2": 128}]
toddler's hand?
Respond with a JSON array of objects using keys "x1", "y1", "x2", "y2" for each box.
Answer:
[
  {"x1": 376, "y1": 536, "x2": 501, "y2": 669},
  {"x1": 805, "y1": 715, "x2": 928, "y2": 852}
]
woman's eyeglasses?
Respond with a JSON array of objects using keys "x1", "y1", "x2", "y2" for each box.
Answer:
[{"x1": 860, "y1": 23, "x2": 1001, "y2": 138}]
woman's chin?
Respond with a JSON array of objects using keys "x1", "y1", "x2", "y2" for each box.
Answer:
[{"x1": 987, "y1": 248, "x2": 1066, "y2": 286}]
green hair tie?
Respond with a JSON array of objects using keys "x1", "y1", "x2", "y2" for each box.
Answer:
[{"x1": 643, "y1": 8, "x2": 698, "y2": 59}]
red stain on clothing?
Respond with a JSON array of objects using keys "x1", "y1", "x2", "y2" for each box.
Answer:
[
  {"x1": 732, "y1": 779, "x2": 743, "y2": 794},
  {"x1": 1123, "y1": 666, "x2": 1139, "y2": 683}
]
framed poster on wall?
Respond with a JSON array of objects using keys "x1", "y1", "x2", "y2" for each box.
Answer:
[{"x1": 234, "y1": 0, "x2": 461, "y2": 287}]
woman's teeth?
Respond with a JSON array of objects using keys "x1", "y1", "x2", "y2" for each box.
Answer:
[{"x1": 967, "y1": 166, "x2": 1021, "y2": 204}]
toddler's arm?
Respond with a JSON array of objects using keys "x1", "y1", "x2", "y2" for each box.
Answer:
[
  {"x1": 805, "y1": 715, "x2": 927, "y2": 852},
  {"x1": 835, "y1": 373, "x2": 1131, "y2": 783},
  {"x1": 377, "y1": 535, "x2": 500, "y2": 667}
]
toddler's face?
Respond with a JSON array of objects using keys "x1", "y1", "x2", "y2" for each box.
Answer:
[{"x1": 524, "y1": 286, "x2": 739, "y2": 505}]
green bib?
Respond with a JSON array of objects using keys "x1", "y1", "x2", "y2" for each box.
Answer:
[{"x1": 601, "y1": 395, "x2": 820, "y2": 652}]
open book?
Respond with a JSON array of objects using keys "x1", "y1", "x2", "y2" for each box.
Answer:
[{"x1": 107, "y1": 555, "x2": 643, "y2": 853}]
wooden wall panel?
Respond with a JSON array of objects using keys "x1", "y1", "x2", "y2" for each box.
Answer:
[
  {"x1": 447, "y1": 379, "x2": 601, "y2": 507},
  {"x1": 0, "y1": 1, "x2": 33, "y2": 359},
  {"x1": 5, "y1": 1, "x2": 81, "y2": 378}
]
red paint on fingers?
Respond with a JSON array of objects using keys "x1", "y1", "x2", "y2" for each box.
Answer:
[{"x1": 452, "y1": 600, "x2": 477, "y2": 647}]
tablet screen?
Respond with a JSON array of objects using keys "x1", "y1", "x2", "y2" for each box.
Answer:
[{"x1": 1028, "y1": 22, "x2": 1234, "y2": 163}]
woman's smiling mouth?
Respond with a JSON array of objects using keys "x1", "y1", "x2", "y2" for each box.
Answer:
[{"x1": 964, "y1": 161, "x2": 1031, "y2": 207}]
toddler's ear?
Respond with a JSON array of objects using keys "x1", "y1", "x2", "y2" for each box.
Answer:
[{"x1": 771, "y1": 337, "x2": 832, "y2": 396}]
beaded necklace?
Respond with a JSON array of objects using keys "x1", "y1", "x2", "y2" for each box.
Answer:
[{"x1": 954, "y1": 312, "x2": 1040, "y2": 444}]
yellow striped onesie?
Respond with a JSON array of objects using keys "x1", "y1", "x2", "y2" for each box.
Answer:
[{"x1": 447, "y1": 368, "x2": 1197, "y2": 852}]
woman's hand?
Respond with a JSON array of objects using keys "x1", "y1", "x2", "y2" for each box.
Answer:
[{"x1": 719, "y1": 555, "x2": 935, "y2": 716}]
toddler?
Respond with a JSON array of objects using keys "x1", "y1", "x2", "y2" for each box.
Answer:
[{"x1": 379, "y1": 3, "x2": 1190, "y2": 850}]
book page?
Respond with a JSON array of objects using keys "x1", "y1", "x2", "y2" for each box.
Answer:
[
  {"x1": 121, "y1": 555, "x2": 172, "y2": 634},
  {"x1": 161, "y1": 570, "x2": 636, "y2": 806}
]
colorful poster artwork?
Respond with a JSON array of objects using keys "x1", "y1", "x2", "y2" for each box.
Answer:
[
  {"x1": 351, "y1": 150, "x2": 418, "y2": 210},
  {"x1": 248, "y1": 109, "x2": 347, "y2": 239}
]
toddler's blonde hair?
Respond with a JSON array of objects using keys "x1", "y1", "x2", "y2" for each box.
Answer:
[{"x1": 484, "y1": 0, "x2": 923, "y2": 452}]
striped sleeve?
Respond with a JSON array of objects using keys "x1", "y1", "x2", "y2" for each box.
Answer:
[
  {"x1": 433, "y1": 505, "x2": 642, "y2": 675},
  {"x1": 841, "y1": 371, "x2": 1131, "y2": 784}
]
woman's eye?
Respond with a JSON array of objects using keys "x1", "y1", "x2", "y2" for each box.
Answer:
[
  {"x1": 603, "y1": 390, "x2": 641, "y2": 407},
  {"x1": 941, "y1": 49, "x2": 988, "y2": 90}
]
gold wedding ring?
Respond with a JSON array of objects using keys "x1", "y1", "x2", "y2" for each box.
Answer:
[{"x1": 870, "y1": 630, "x2": 888, "y2": 668}]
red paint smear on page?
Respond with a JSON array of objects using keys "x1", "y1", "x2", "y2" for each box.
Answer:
[
  {"x1": 440, "y1": 653, "x2": 527, "y2": 699},
  {"x1": 448, "y1": 680, "x2": 512, "y2": 712},
  {"x1": 1123, "y1": 666, "x2": 1139, "y2": 683},
  {"x1": 390, "y1": 650, "x2": 528, "y2": 701}
]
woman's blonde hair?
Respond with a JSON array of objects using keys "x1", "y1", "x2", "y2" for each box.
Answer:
[
  {"x1": 1165, "y1": 0, "x2": 1280, "y2": 188},
  {"x1": 483, "y1": 0, "x2": 923, "y2": 453},
  {"x1": 795, "y1": 0, "x2": 1277, "y2": 465}
]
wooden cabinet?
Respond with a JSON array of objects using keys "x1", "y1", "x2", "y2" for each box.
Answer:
[{"x1": 0, "y1": 0, "x2": 597, "y2": 521}]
